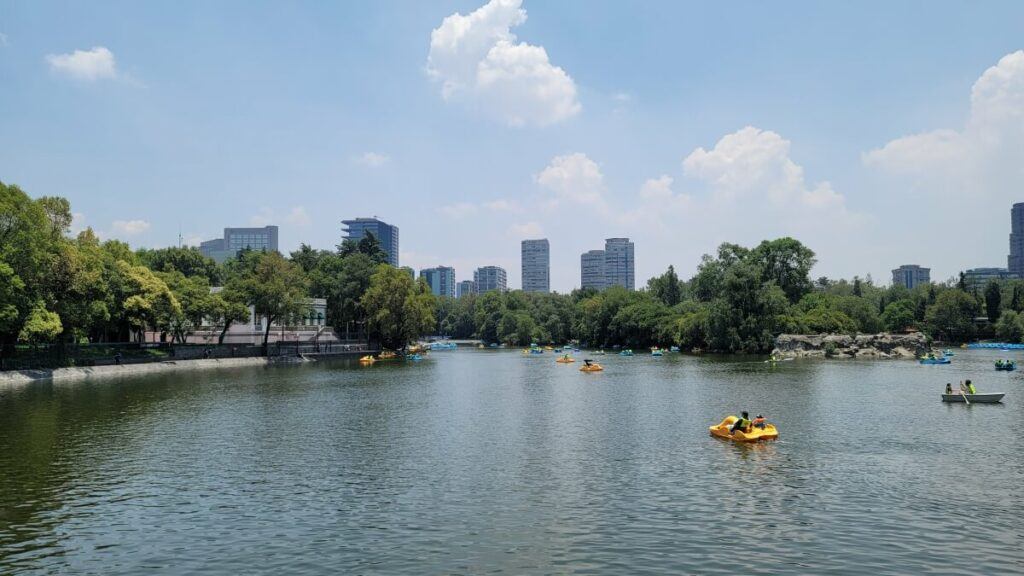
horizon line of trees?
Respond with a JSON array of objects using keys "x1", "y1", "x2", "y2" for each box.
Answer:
[{"x1": 3, "y1": 180, "x2": 1019, "y2": 359}]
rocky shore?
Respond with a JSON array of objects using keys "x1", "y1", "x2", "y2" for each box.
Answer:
[{"x1": 772, "y1": 332, "x2": 930, "y2": 359}]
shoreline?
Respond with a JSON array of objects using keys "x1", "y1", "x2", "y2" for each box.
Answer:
[{"x1": 0, "y1": 356, "x2": 321, "y2": 386}]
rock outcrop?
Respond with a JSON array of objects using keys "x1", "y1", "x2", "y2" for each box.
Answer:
[{"x1": 772, "y1": 332, "x2": 930, "y2": 359}]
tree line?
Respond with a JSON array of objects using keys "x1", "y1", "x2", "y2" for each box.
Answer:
[{"x1": 2, "y1": 180, "x2": 1017, "y2": 359}]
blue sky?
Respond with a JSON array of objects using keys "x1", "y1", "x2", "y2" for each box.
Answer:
[{"x1": 3, "y1": 0, "x2": 1024, "y2": 291}]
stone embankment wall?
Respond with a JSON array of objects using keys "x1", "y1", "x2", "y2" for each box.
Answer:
[
  {"x1": 773, "y1": 332, "x2": 930, "y2": 359},
  {"x1": 0, "y1": 356, "x2": 289, "y2": 386}
]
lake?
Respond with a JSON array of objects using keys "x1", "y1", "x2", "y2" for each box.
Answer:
[{"x1": 1, "y1": 348, "x2": 1022, "y2": 574}]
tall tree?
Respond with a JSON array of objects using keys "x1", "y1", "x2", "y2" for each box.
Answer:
[
  {"x1": 137, "y1": 246, "x2": 221, "y2": 284},
  {"x1": 232, "y1": 251, "x2": 309, "y2": 347},
  {"x1": 749, "y1": 237, "x2": 816, "y2": 303},
  {"x1": 361, "y1": 265, "x2": 436, "y2": 350},
  {"x1": 647, "y1": 265, "x2": 682, "y2": 306},
  {"x1": 984, "y1": 280, "x2": 1002, "y2": 323}
]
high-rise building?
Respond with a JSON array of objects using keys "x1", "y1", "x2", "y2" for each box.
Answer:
[
  {"x1": 604, "y1": 238, "x2": 635, "y2": 290},
  {"x1": 1009, "y1": 203, "x2": 1024, "y2": 277},
  {"x1": 457, "y1": 280, "x2": 476, "y2": 298},
  {"x1": 420, "y1": 266, "x2": 456, "y2": 298},
  {"x1": 891, "y1": 265, "x2": 930, "y2": 289},
  {"x1": 474, "y1": 266, "x2": 507, "y2": 293},
  {"x1": 521, "y1": 239, "x2": 550, "y2": 293},
  {"x1": 400, "y1": 266, "x2": 416, "y2": 280},
  {"x1": 342, "y1": 217, "x2": 399, "y2": 267},
  {"x1": 964, "y1": 267, "x2": 1010, "y2": 293},
  {"x1": 581, "y1": 250, "x2": 606, "y2": 290},
  {"x1": 199, "y1": 226, "x2": 279, "y2": 263}
]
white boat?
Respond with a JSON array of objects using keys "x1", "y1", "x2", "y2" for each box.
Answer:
[{"x1": 941, "y1": 393, "x2": 1005, "y2": 403}]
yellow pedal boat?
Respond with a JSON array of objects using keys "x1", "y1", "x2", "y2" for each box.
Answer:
[
  {"x1": 579, "y1": 363, "x2": 603, "y2": 372},
  {"x1": 359, "y1": 355, "x2": 376, "y2": 364},
  {"x1": 556, "y1": 356, "x2": 575, "y2": 363},
  {"x1": 709, "y1": 416, "x2": 778, "y2": 442}
]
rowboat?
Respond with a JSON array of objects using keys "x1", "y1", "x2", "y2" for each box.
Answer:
[
  {"x1": 941, "y1": 393, "x2": 1004, "y2": 403},
  {"x1": 919, "y1": 357, "x2": 951, "y2": 365}
]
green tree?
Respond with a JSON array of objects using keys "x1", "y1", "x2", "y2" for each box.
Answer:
[
  {"x1": 138, "y1": 246, "x2": 221, "y2": 284},
  {"x1": 800, "y1": 307, "x2": 857, "y2": 334},
  {"x1": 17, "y1": 302, "x2": 63, "y2": 347},
  {"x1": 208, "y1": 288, "x2": 251, "y2": 344},
  {"x1": 994, "y1": 310, "x2": 1023, "y2": 343},
  {"x1": 119, "y1": 262, "x2": 182, "y2": 342},
  {"x1": 647, "y1": 265, "x2": 682, "y2": 306},
  {"x1": 880, "y1": 300, "x2": 916, "y2": 332},
  {"x1": 338, "y1": 232, "x2": 389, "y2": 264},
  {"x1": 361, "y1": 265, "x2": 436, "y2": 350},
  {"x1": 925, "y1": 290, "x2": 979, "y2": 342},
  {"x1": 749, "y1": 237, "x2": 816, "y2": 303},
  {"x1": 232, "y1": 251, "x2": 309, "y2": 347},
  {"x1": 984, "y1": 280, "x2": 1002, "y2": 323}
]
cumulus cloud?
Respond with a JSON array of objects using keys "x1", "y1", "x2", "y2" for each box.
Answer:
[
  {"x1": 639, "y1": 175, "x2": 675, "y2": 200},
  {"x1": 535, "y1": 152, "x2": 607, "y2": 209},
  {"x1": 683, "y1": 126, "x2": 847, "y2": 211},
  {"x1": 353, "y1": 152, "x2": 390, "y2": 167},
  {"x1": 286, "y1": 206, "x2": 311, "y2": 227},
  {"x1": 861, "y1": 50, "x2": 1024, "y2": 279},
  {"x1": 864, "y1": 50, "x2": 1024, "y2": 192},
  {"x1": 111, "y1": 219, "x2": 150, "y2": 236},
  {"x1": 46, "y1": 46, "x2": 118, "y2": 81},
  {"x1": 427, "y1": 0, "x2": 580, "y2": 127}
]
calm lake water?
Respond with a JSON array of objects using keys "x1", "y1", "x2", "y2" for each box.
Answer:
[{"x1": 1, "y1": 349, "x2": 1022, "y2": 575}]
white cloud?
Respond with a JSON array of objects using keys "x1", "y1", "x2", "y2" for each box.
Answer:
[
  {"x1": 438, "y1": 202, "x2": 479, "y2": 219},
  {"x1": 864, "y1": 50, "x2": 1024, "y2": 188},
  {"x1": 353, "y1": 152, "x2": 390, "y2": 167},
  {"x1": 70, "y1": 212, "x2": 87, "y2": 235},
  {"x1": 111, "y1": 219, "x2": 150, "y2": 236},
  {"x1": 861, "y1": 50, "x2": 1024, "y2": 281},
  {"x1": 427, "y1": 0, "x2": 580, "y2": 127},
  {"x1": 286, "y1": 206, "x2": 311, "y2": 227},
  {"x1": 612, "y1": 92, "x2": 631, "y2": 102},
  {"x1": 535, "y1": 152, "x2": 607, "y2": 209},
  {"x1": 46, "y1": 46, "x2": 118, "y2": 81},
  {"x1": 639, "y1": 175, "x2": 674, "y2": 200},
  {"x1": 682, "y1": 126, "x2": 847, "y2": 211},
  {"x1": 508, "y1": 221, "x2": 543, "y2": 237}
]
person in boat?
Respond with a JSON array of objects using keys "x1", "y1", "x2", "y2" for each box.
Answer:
[
  {"x1": 752, "y1": 414, "x2": 767, "y2": 429},
  {"x1": 945, "y1": 383, "x2": 953, "y2": 395},
  {"x1": 730, "y1": 411, "x2": 752, "y2": 433},
  {"x1": 583, "y1": 359, "x2": 593, "y2": 367},
  {"x1": 965, "y1": 379, "x2": 977, "y2": 394}
]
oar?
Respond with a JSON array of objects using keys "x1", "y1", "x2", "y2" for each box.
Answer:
[{"x1": 961, "y1": 390, "x2": 970, "y2": 405}]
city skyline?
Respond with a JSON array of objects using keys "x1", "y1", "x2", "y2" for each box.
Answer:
[{"x1": 3, "y1": 2, "x2": 1024, "y2": 291}]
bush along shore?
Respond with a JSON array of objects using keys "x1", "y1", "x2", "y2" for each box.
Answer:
[{"x1": 772, "y1": 332, "x2": 930, "y2": 359}]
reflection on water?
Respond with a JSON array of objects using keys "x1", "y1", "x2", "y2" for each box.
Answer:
[{"x1": 1, "y1": 349, "x2": 1022, "y2": 574}]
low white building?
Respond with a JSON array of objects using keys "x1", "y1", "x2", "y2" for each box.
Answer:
[{"x1": 186, "y1": 289, "x2": 337, "y2": 344}]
